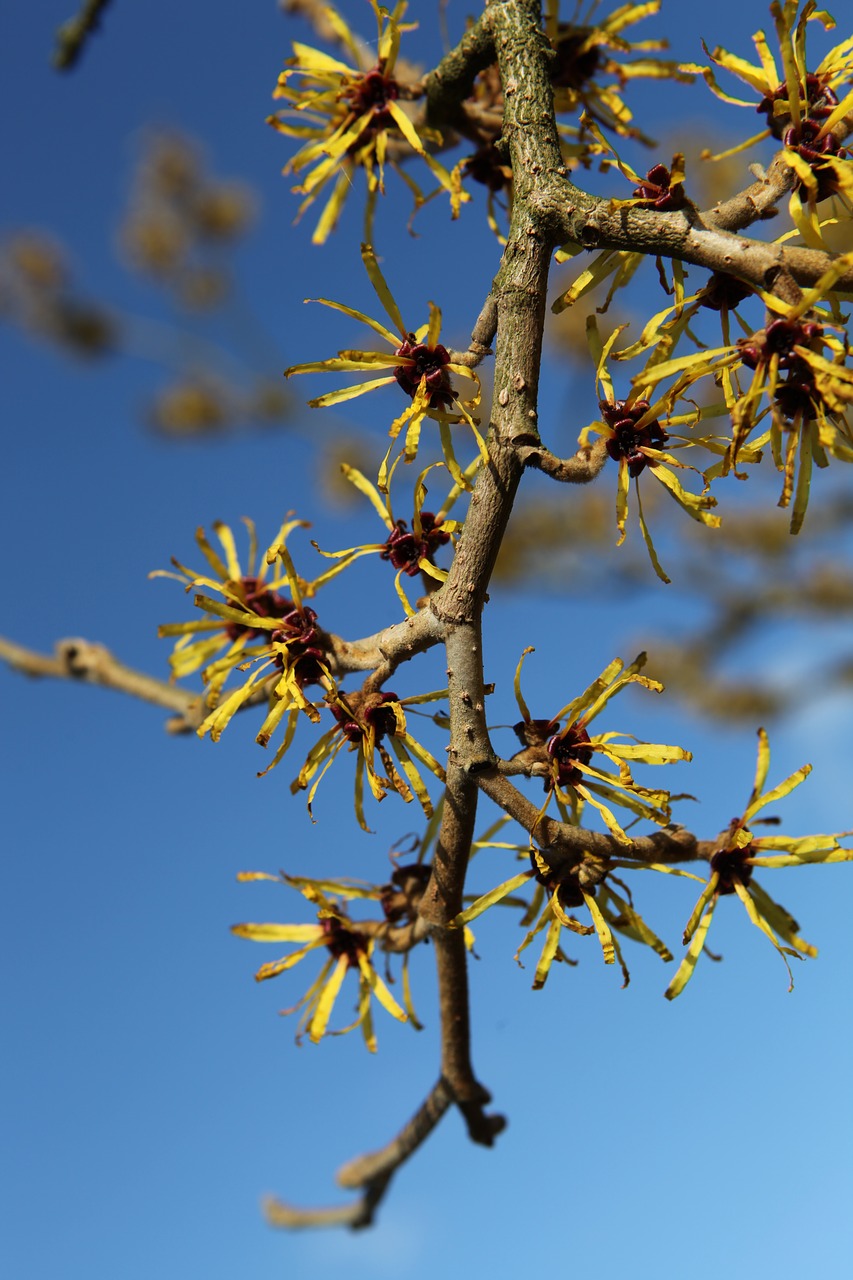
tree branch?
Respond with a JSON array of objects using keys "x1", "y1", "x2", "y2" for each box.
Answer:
[
  {"x1": 328, "y1": 607, "x2": 445, "y2": 684},
  {"x1": 547, "y1": 173, "x2": 853, "y2": 295},
  {"x1": 520, "y1": 437, "x2": 609, "y2": 483},
  {"x1": 475, "y1": 766, "x2": 716, "y2": 871},
  {"x1": 423, "y1": 10, "x2": 497, "y2": 134},
  {"x1": 263, "y1": 1079, "x2": 454, "y2": 1231},
  {"x1": 0, "y1": 635, "x2": 204, "y2": 732},
  {"x1": 52, "y1": 0, "x2": 113, "y2": 70}
]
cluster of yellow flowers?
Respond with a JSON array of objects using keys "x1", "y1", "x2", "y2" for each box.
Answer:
[{"x1": 150, "y1": 1, "x2": 853, "y2": 1041}]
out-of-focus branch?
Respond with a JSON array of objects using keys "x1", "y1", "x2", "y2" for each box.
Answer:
[
  {"x1": 0, "y1": 636, "x2": 204, "y2": 732},
  {"x1": 52, "y1": 0, "x2": 113, "y2": 70},
  {"x1": 264, "y1": 1079, "x2": 453, "y2": 1231},
  {"x1": 336, "y1": 1078, "x2": 452, "y2": 1190},
  {"x1": 0, "y1": 608, "x2": 446, "y2": 736}
]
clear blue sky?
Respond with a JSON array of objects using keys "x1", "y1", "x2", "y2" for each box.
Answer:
[{"x1": 2, "y1": 3, "x2": 851, "y2": 1278}]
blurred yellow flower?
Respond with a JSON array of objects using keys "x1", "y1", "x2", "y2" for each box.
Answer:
[{"x1": 545, "y1": 0, "x2": 694, "y2": 143}]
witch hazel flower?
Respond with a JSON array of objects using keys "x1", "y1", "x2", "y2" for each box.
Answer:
[
  {"x1": 690, "y1": 1, "x2": 853, "y2": 240},
  {"x1": 545, "y1": 0, "x2": 694, "y2": 145},
  {"x1": 580, "y1": 318, "x2": 721, "y2": 581},
  {"x1": 510, "y1": 647, "x2": 692, "y2": 844},
  {"x1": 637, "y1": 269, "x2": 853, "y2": 533},
  {"x1": 153, "y1": 518, "x2": 332, "y2": 721},
  {"x1": 268, "y1": 0, "x2": 465, "y2": 244},
  {"x1": 664, "y1": 728, "x2": 852, "y2": 999},
  {"x1": 291, "y1": 686, "x2": 448, "y2": 832},
  {"x1": 309, "y1": 457, "x2": 474, "y2": 616},
  {"x1": 453, "y1": 840, "x2": 675, "y2": 991},
  {"x1": 284, "y1": 243, "x2": 487, "y2": 494},
  {"x1": 232, "y1": 872, "x2": 410, "y2": 1051}
]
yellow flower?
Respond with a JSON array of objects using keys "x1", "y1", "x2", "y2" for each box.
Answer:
[
  {"x1": 153, "y1": 519, "x2": 335, "y2": 755},
  {"x1": 582, "y1": 318, "x2": 721, "y2": 580},
  {"x1": 232, "y1": 872, "x2": 410, "y2": 1051},
  {"x1": 284, "y1": 243, "x2": 487, "y2": 491},
  {"x1": 664, "y1": 728, "x2": 852, "y2": 999},
  {"x1": 634, "y1": 265, "x2": 853, "y2": 533},
  {"x1": 452, "y1": 829, "x2": 674, "y2": 989},
  {"x1": 268, "y1": 0, "x2": 465, "y2": 243},
  {"x1": 309, "y1": 458, "x2": 474, "y2": 615},
  {"x1": 510, "y1": 648, "x2": 692, "y2": 843},
  {"x1": 545, "y1": 1, "x2": 694, "y2": 144},
  {"x1": 291, "y1": 686, "x2": 448, "y2": 832},
  {"x1": 691, "y1": 1, "x2": 853, "y2": 241},
  {"x1": 694, "y1": 1, "x2": 853, "y2": 146}
]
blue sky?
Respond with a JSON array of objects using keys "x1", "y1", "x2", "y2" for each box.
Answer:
[{"x1": 2, "y1": 3, "x2": 852, "y2": 1278}]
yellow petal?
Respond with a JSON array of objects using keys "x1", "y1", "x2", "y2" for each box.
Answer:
[
  {"x1": 307, "y1": 954, "x2": 350, "y2": 1042},
  {"x1": 231, "y1": 922, "x2": 321, "y2": 942},
  {"x1": 732, "y1": 878, "x2": 798, "y2": 991},
  {"x1": 582, "y1": 890, "x2": 616, "y2": 965},
  {"x1": 532, "y1": 915, "x2": 564, "y2": 990},
  {"x1": 664, "y1": 907, "x2": 714, "y2": 1000},
  {"x1": 361, "y1": 242, "x2": 406, "y2": 337},
  {"x1": 743, "y1": 762, "x2": 812, "y2": 822},
  {"x1": 356, "y1": 952, "x2": 408, "y2": 1022},
  {"x1": 452, "y1": 870, "x2": 536, "y2": 926}
]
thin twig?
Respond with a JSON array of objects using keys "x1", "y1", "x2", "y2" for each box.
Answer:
[
  {"x1": 52, "y1": 0, "x2": 113, "y2": 70},
  {"x1": 263, "y1": 1079, "x2": 454, "y2": 1230},
  {"x1": 0, "y1": 636, "x2": 204, "y2": 731}
]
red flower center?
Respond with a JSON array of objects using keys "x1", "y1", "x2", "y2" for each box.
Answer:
[
  {"x1": 632, "y1": 164, "x2": 687, "y2": 212},
  {"x1": 710, "y1": 835, "x2": 755, "y2": 895},
  {"x1": 269, "y1": 604, "x2": 328, "y2": 686},
  {"x1": 700, "y1": 271, "x2": 753, "y2": 312},
  {"x1": 756, "y1": 74, "x2": 838, "y2": 139},
  {"x1": 394, "y1": 336, "x2": 455, "y2": 410},
  {"x1": 756, "y1": 75, "x2": 844, "y2": 200},
  {"x1": 738, "y1": 317, "x2": 823, "y2": 370},
  {"x1": 528, "y1": 847, "x2": 586, "y2": 908},
  {"x1": 331, "y1": 691, "x2": 400, "y2": 744},
  {"x1": 783, "y1": 118, "x2": 844, "y2": 201},
  {"x1": 380, "y1": 513, "x2": 450, "y2": 576},
  {"x1": 341, "y1": 65, "x2": 400, "y2": 135},
  {"x1": 462, "y1": 143, "x2": 511, "y2": 192},
  {"x1": 600, "y1": 399, "x2": 668, "y2": 477},
  {"x1": 321, "y1": 916, "x2": 367, "y2": 966},
  {"x1": 550, "y1": 30, "x2": 603, "y2": 92},
  {"x1": 224, "y1": 576, "x2": 295, "y2": 640},
  {"x1": 737, "y1": 318, "x2": 825, "y2": 422},
  {"x1": 547, "y1": 723, "x2": 594, "y2": 789}
]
